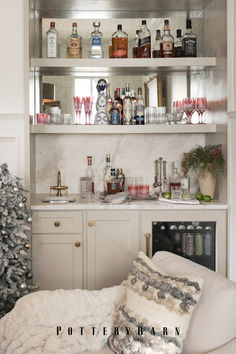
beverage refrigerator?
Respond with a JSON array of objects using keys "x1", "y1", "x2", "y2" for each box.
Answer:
[{"x1": 141, "y1": 210, "x2": 227, "y2": 276}]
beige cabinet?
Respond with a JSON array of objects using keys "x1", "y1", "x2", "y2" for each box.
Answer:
[
  {"x1": 32, "y1": 211, "x2": 83, "y2": 290},
  {"x1": 86, "y1": 210, "x2": 140, "y2": 290}
]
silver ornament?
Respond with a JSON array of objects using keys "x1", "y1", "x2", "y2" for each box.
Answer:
[
  {"x1": 1, "y1": 230, "x2": 7, "y2": 235},
  {"x1": 22, "y1": 265, "x2": 28, "y2": 271},
  {"x1": 26, "y1": 216, "x2": 32, "y2": 223},
  {"x1": 20, "y1": 282, "x2": 27, "y2": 290},
  {"x1": 25, "y1": 271, "x2": 33, "y2": 279},
  {"x1": 22, "y1": 197, "x2": 27, "y2": 203},
  {"x1": 13, "y1": 187, "x2": 19, "y2": 192},
  {"x1": 18, "y1": 202, "x2": 24, "y2": 208}
]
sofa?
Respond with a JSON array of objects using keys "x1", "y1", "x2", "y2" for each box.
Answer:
[{"x1": 0, "y1": 251, "x2": 236, "y2": 353}]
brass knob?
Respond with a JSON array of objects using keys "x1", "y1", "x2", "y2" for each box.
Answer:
[
  {"x1": 145, "y1": 233, "x2": 151, "y2": 258},
  {"x1": 75, "y1": 241, "x2": 81, "y2": 247},
  {"x1": 54, "y1": 221, "x2": 60, "y2": 227},
  {"x1": 88, "y1": 221, "x2": 94, "y2": 227}
]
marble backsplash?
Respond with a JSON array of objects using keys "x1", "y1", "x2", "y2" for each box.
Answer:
[{"x1": 34, "y1": 133, "x2": 205, "y2": 194}]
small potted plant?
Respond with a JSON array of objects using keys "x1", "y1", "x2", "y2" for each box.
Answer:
[{"x1": 181, "y1": 145, "x2": 225, "y2": 198}]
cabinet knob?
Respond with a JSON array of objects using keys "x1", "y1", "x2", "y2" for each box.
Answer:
[
  {"x1": 145, "y1": 233, "x2": 151, "y2": 258},
  {"x1": 88, "y1": 221, "x2": 94, "y2": 227},
  {"x1": 75, "y1": 241, "x2": 81, "y2": 247},
  {"x1": 54, "y1": 221, "x2": 60, "y2": 227}
]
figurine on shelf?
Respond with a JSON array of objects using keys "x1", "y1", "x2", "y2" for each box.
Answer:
[{"x1": 94, "y1": 79, "x2": 108, "y2": 124}]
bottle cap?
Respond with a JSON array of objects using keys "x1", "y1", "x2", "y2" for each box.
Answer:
[
  {"x1": 93, "y1": 21, "x2": 100, "y2": 27},
  {"x1": 142, "y1": 20, "x2": 146, "y2": 25},
  {"x1": 50, "y1": 22, "x2": 55, "y2": 27},
  {"x1": 177, "y1": 29, "x2": 182, "y2": 37},
  {"x1": 186, "y1": 19, "x2": 192, "y2": 29},
  {"x1": 72, "y1": 22, "x2": 77, "y2": 27},
  {"x1": 117, "y1": 24, "x2": 122, "y2": 30}
]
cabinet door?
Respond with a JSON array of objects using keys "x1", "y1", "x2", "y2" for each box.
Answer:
[
  {"x1": 32, "y1": 234, "x2": 82, "y2": 290},
  {"x1": 87, "y1": 210, "x2": 139, "y2": 290}
]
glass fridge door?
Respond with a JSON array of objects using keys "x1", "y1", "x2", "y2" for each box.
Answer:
[{"x1": 152, "y1": 221, "x2": 215, "y2": 271}]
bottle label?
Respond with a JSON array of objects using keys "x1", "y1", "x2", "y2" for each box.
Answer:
[
  {"x1": 67, "y1": 38, "x2": 81, "y2": 58},
  {"x1": 110, "y1": 111, "x2": 120, "y2": 125},
  {"x1": 162, "y1": 41, "x2": 174, "y2": 57},
  {"x1": 92, "y1": 37, "x2": 102, "y2": 46},
  {"x1": 123, "y1": 100, "x2": 132, "y2": 122},
  {"x1": 181, "y1": 177, "x2": 189, "y2": 190},
  {"x1": 112, "y1": 38, "x2": 128, "y2": 58},
  {"x1": 47, "y1": 33, "x2": 57, "y2": 57},
  {"x1": 183, "y1": 38, "x2": 197, "y2": 56},
  {"x1": 131, "y1": 101, "x2": 136, "y2": 119},
  {"x1": 138, "y1": 36, "x2": 151, "y2": 58},
  {"x1": 106, "y1": 101, "x2": 113, "y2": 119},
  {"x1": 136, "y1": 103, "x2": 144, "y2": 117}
]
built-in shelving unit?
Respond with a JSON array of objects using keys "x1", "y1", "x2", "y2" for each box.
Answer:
[
  {"x1": 31, "y1": 57, "x2": 217, "y2": 74},
  {"x1": 30, "y1": 124, "x2": 224, "y2": 134}
]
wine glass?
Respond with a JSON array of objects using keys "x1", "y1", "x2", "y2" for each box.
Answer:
[
  {"x1": 183, "y1": 98, "x2": 195, "y2": 124},
  {"x1": 195, "y1": 97, "x2": 207, "y2": 124},
  {"x1": 73, "y1": 96, "x2": 83, "y2": 125},
  {"x1": 83, "y1": 96, "x2": 93, "y2": 125}
]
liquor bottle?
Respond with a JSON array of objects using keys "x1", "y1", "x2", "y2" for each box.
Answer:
[
  {"x1": 136, "y1": 87, "x2": 145, "y2": 125},
  {"x1": 114, "y1": 88, "x2": 123, "y2": 124},
  {"x1": 138, "y1": 20, "x2": 151, "y2": 58},
  {"x1": 195, "y1": 225, "x2": 203, "y2": 256},
  {"x1": 130, "y1": 87, "x2": 137, "y2": 124},
  {"x1": 160, "y1": 19, "x2": 174, "y2": 58},
  {"x1": 123, "y1": 84, "x2": 132, "y2": 125},
  {"x1": 67, "y1": 22, "x2": 82, "y2": 58},
  {"x1": 121, "y1": 88, "x2": 125, "y2": 100},
  {"x1": 107, "y1": 168, "x2": 120, "y2": 194},
  {"x1": 183, "y1": 19, "x2": 197, "y2": 57},
  {"x1": 87, "y1": 156, "x2": 94, "y2": 193},
  {"x1": 103, "y1": 154, "x2": 111, "y2": 195},
  {"x1": 110, "y1": 101, "x2": 121, "y2": 125},
  {"x1": 132, "y1": 30, "x2": 140, "y2": 58},
  {"x1": 106, "y1": 83, "x2": 113, "y2": 122},
  {"x1": 169, "y1": 162, "x2": 181, "y2": 199},
  {"x1": 181, "y1": 174, "x2": 190, "y2": 198},
  {"x1": 116, "y1": 168, "x2": 125, "y2": 192},
  {"x1": 112, "y1": 24, "x2": 128, "y2": 58},
  {"x1": 174, "y1": 29, "x2": 183, "y2": 57},
  {"x1": 179, "y1": 224, "x2": 186, "y2": 255},
  {"x1": 152, "y1": 29, "x2": 161, "y2": 58},
  {"x1": 90, "y1": 21, "x2": 103, "y2": 58},
  {"x1": 46, "y1": 22, "x2": 58, "y2": 58}
]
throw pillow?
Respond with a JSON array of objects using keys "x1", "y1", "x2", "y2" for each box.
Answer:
[{"x1": 108, "y1": 251, "x2": 203, "y2": 354}]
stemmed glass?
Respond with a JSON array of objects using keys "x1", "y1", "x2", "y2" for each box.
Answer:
[
  {"x1": 73, "y1": 96, "x2": 83, "y2": 125},
  {"x1": 182, "y1": 98, "x2": 195, "y2": 124},
  {"x1": 195, "y1": 97, "x2": 207, "y2": 124},
  {"x1": 83, "y1": 96, "x2": 94, "y2": 125}
]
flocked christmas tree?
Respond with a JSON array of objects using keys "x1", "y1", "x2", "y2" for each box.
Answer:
[{"x1": 0, "y1": 163, "x2": 37, "y2": 318}]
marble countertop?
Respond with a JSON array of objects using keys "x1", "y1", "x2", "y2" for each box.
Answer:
[{"x1": 30, "y1": 194, "x2": 228, "y2": 211}]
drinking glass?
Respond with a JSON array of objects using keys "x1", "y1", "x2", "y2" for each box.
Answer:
[
  {"x1": 195, "y1": 97, "x2": 207, "y2": 124},
  {"x1": 73, "y1": 96, "x2": 83, "y2": 125},
  {"x1": 183, "y1": 98, "x2": 195, "y2": 124}
]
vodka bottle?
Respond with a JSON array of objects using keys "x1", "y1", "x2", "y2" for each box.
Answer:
[{"x1": 90, "y1": 21, "x2": 103, "y2": 58}]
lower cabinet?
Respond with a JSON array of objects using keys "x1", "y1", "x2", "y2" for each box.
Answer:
[{"x1": 86, "y1": 210, "x2": 140, "y2": 290}]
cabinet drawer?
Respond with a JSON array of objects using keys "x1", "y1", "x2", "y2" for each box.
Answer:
[{"x1": 32, "y1": 211, "x2": 82, "y2": 234}]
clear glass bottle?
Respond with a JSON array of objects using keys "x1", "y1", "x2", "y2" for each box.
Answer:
[
  {"x1": 90, "y1": 21, "x2": 103, "y2": 58},
  {"x1": 103, "y1": 154, "x2": 111, "y2": 195},
  {"x1": 123, "y1": 84, "x2": 132, "y2": 125},
  {"x1": 169, "y1": 162, "x2": 181, "y2": 199},
  {"x1": 152, "y1": 29, "x2": 161, "y2": 58},
  {"x1": 204, "y1": 226, "x2": 212, "y2": 256},
  {"x1": 136, "y1": 87, "x2": 145, "y2": 125},
  {"x1": 110, "y1": 101, "x2": 121, "y2": 125},
  {"x1": 47, "y1": 22, "x2": 58, "y2": 58},
  {"x1": 138, "y1": 20, "x2": 151, "y2": 58},
  {"x1": 114, "y1": 88, "x2": 123, "y2": 124},
  {"x1": 160, "y1": 19, "x2": 174, "y2": 58},
  {"x1": 106, "y1": 83, "x2": 113, "y2": 122},
  {"x1": 132, "y1": 30, "x2": 140, "y2": 58},
  {"x1": 130, "y1": 86, "x2": 137, "y2": 124},
  {"x1": 67, "y1": 22, "x2": 82, "y2": 58},
  {"x1": 107, "y1": 168, "x2": 120, "y2": 194},
  {"x1": 112, "y1": 24, "x2": 128, "y2": 58},
  {"x1": 174, "y1": 29, "x2": 183, "y2": 57},
  {"x1": 181, "y1": 174, "x2": 190, "y2": 198},
  {"x1": 195, "y1": 225, "x2": 203, "y2": 256},
  {"x1": 183, "y1": 19, "x2": 197, "y2": 57},
  {"x1": 185, "y1": 224, "x2": 195, "y2": 256},
  {"x1": 87, "y1": 156, "x2": 94, "y2": 193}
]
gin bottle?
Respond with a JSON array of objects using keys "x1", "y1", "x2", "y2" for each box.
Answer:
[
  {"x1": 67, "y1": 22, "x2": 82, "y2": 58},
  {"x1": 90, "y1": 21, "x2": 103, "y2": 58},
  {"x1": 47, "y1": 22, "x2": 58, "y2": 58}
]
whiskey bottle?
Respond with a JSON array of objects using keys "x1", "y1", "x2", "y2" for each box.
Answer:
[
  {"x1": 90, "y1": 21, "x2": 103, "y2": 58},
  {"x1": 112, "y1": 24, "x2": 128, "y2": 58},
  {"x1": 130, "y1": 87, "x2": 137, "y2": 124},
  {"x1": 174, "y1": 29, "x2": 183, "y2": 57},
  {"x1": 183, "y1": 19, "x2": 197, "y2": 57},
  {"x1": 132, "y1": 30, "x2": 140, "y2": 58},
  {"x1": 114, "y1": 88, "x2": 123, "y2": 124},
  {"x1": 123, "y1": 84, "x2": 132, "y2": 125},
  {"x1": 136, "y1": 87, "x2": 145, "y2": 125},
  {"x1": 169, "y1": 162, "x2": 181, "y2": 199},
  {"x1": 67, "y1": 22, "x2": 82, "y2": 58},
  {"x1": 160, "y1": 20, "x2": 174, "y2": 58},
  {"x1": 107, "y1": 168, "x2": 120, "y2": 195},
  {"x1": 106, "y1": 83, "x2": 113, "y2": 122},
  {"x1": 46, "y1": 22, "x2": 58, "y2": 58},
  {"x1": 152, "y1": 30, "x2": 161, "y2": 58},
  {"x1": 138, "y1": 20, "x2": 151, "y2": 58},
  {"x1": 103, "y1": 154, "x2": 111, "y2": 195},
  {"x1": 110, "y1": 101, "x2": 121, "y2": 125},
  {"x1": 87, "y1": 156, "x2": 94, "y2": 193}
]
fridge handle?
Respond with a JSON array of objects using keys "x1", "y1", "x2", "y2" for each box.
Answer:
[{"x1": 145, "y1": 233, "x2": 151, "y2": 258}]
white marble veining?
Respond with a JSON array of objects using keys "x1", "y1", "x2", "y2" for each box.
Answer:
[{"x1": 34, "y1": 133, "x2": 205, "y2": 194}]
